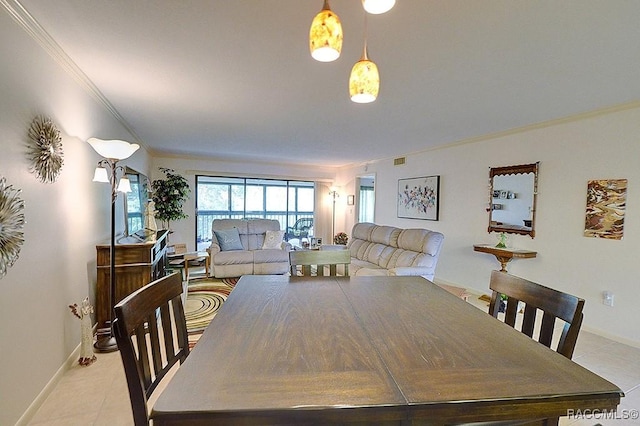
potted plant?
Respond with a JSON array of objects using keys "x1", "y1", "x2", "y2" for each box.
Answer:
[
  {"x1": 333, "y1": 232, "x2": 348, "y2": 245},
  {"x1": 150, "y1": 168, "x2": 191, "y2": 232}
]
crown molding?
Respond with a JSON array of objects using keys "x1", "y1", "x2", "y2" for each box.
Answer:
[
  {"x1": 338, "y1": 101, "x2": 640, "y2": 170},
  {"x1": 0, "y1": 0, "x2": 142, "y2": 143}
]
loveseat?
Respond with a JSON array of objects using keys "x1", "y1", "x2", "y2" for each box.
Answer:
[
  {"x1": 208, "y1": 219, "x2": 290, "y2": 278},
  {"x1": 348, "y1": 222, "x2": 444, "y2": 281}
]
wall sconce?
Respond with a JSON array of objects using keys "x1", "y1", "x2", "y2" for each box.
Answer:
[
  {"x1": 347, "y1": 195, "x2": 355, "y2": 205},
  {"x1": 88, "y1": 137, "x2": 139, "y2": 353}
]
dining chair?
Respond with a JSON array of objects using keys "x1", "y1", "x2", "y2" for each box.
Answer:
[
  {"x1": 488, "y1": 270, "x2": 585, "y2": 359},
  {"x1": 289, "y1": 249, "x2": 350, "y2": 276},
  {"x1": 113, "y1": 272, "x2": 190, "y2": 426}
]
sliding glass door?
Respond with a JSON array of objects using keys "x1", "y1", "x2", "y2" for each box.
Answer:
[{"x1": 195, "y1": 176, "x2": 314, "y2": 250}]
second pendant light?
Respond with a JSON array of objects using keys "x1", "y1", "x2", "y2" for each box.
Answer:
[{"x1": 349, "y1": 11, "x2": 379, "y2": 104}]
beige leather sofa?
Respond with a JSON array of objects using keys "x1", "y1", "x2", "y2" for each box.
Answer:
[
  {"x1": 348, "y1": 222, "x2": 444, "y2": 281},
  {"x1": 208, "y1": 219, "x2": 291, "y2": 278}
]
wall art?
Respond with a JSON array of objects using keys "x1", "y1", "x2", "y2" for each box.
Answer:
[
  {"x1": 584, "y1": 178, "x2": 626, "y2": 240},
  {"x1": 397, "y1": 175, "x2": 440, "y2": 220},
  {"x1": 0, "y1": 176, "x2": 25, "y2": 278},
  {"x1": 27, "y1": 115, "x2": 64, "y2": 183}
]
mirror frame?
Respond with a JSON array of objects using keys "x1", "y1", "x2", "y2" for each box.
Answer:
[{"x1": 488, "y1": 162, "x2": 539, "y2": 238}]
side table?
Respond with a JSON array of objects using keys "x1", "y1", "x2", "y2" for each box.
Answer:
[
  {"x1": 473, "y1": 244, "x2": 537, "y2": 272},
  {"x1": 168, "y1": 251, "x2": 210, "y2": 281}
]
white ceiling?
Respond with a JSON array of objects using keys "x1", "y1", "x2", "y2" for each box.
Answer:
[{"x1": 16, "y1": 0, "x2": 640, "y2": 167}]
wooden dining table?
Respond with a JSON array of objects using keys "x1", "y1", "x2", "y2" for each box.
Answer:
[{"x1": 151, "y1": 275, "x2": 622, "y2": 425}]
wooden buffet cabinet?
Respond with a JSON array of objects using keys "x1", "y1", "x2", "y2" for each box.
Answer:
[{"x1": 96, "y1": 230, "x2": 169, "y2": 331}]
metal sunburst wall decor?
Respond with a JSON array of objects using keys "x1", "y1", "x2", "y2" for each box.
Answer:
[
  {"x1": 0, "y1": 176, "x2": 25, "y2": 278},
  {"x1": 27, "y1": 115, "x2": 64, "y2": 183}
]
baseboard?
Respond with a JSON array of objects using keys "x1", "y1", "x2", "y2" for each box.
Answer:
[
  {"x1": 15, "y1": 324, "x2": 97, "y2": 426},
  {"x1": 582, "y1": 325, "x2": 640, "y2": 349}
]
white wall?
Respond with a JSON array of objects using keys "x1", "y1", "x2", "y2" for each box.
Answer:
[
  {"x1": 338, "y1": 105, "x2": 640, "y2": 347},
  {"x1": 0, "y1": 10, "x2": 148, "y2": 425}
]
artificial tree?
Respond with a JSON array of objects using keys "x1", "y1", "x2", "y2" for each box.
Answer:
[{"x1": 150, "y1": 167, "x2": 191, "y2": 231}]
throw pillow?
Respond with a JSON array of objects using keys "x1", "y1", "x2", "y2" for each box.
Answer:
[
  {"x1": 213, "y1": 228, "x2": 244, "y2": 251},
  {"x1": 262, "y1": 230, "x2": 285, "y2": 249}
]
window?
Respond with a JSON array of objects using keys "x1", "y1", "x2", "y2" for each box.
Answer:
[
  {"x1": 125, "y1": 171, "x2": 149, "y2": 235},
  {"x1": 196, "y1": 176, "x2": 314, "y2": 250}
]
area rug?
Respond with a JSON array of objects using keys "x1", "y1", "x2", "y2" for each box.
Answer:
[{"x1": 184, "y1": 278, "x2": 237, "y2": 348}]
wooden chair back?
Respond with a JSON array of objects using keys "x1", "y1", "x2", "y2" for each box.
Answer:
[
  {"x1": 289, "y1": 249, "x2": 350, "y2": 276},
  {"x1": 113, "y1": 272, "x2": 189, "y2": 425},
  {"x1": 488, "y1": 270, "x2": 584, "y2": 359}
]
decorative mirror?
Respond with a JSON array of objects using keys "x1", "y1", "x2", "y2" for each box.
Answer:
[{"x1": 488, "y1": 162, "x2": 539, "y2": 238}]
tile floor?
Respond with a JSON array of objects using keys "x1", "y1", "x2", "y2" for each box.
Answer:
[{"x1": 27, "y1": 290, "x2": 640, "y2": 426}]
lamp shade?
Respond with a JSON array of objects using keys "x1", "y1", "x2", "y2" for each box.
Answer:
[
  {"x1": 309, "y1": 0, "x2": 343, "y2": 62},
  {"x1": 88, "y1": 137, "x2": 140, "y2": 160},
  {"x1": 92, "y1": 167, "x2": 109, "y2": 183},
  {"x1": 349, "y1": 48, "x2": 380, "y2": 103},
  {"x1": 362, "y1": 0, "x2": 396, "y2": 14},
  {"x1": 117, "y1": 177, "x2": 132, "y2": 193}
]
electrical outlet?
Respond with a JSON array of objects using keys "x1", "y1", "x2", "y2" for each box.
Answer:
[{"x1": 602, "y1": 291, "x2": 614, "y2": 307}]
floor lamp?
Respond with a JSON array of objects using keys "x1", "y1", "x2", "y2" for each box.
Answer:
[
  {"x1": 88, "y1": 138, "x2": 139, "y2": 353},
  {"x1": 329, "y1": 188, "x2": 339, "y2": 242}
]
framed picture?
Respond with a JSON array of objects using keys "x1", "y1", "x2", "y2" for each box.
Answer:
[
  {"x1": 347, "y1": 195, "x2": 355, "y2": 205},
  {"x1": 397, "y1": 175, "x2": 440, "y2": 220},
  {"x1": 584, "y1": 178, "x2": 626, "y2": 240}
]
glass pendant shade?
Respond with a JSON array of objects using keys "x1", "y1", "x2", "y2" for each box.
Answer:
[
  {"x1": 309, "y1": 0, "x2": 343, "y2": 62},
  {"x1": 92, "y1": 167, "x2": 109, "y2": 183},
  {"x1": 87, "y1": 137, "x2": 140, "y2": 160},
  {"x1": 117, "y1": 177, "x2": 132, "y2": 193},
  {"x1": 362, "y1": 0, "x2": 396, "y2": 14},
  {"x1": 349, "y1": 47, "x2": 380, "y2": 103}
]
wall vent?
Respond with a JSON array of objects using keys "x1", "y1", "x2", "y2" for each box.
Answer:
[{"x1": 393, "y1": 157, "x2": 406, "y2": 166}]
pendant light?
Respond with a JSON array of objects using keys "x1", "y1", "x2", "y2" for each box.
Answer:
[
  {"x1": 362, "y1": 0, "x2": 396, "y2": 14},
  {"x1": 349, "y1": 14, "x2": 379, "y2": 103},
  {"x1": 309, "y1": 0, "x2": 343, "y2": 62}
]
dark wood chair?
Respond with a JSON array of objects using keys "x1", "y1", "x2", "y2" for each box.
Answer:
[
  {"x1": 289, "y1": 249, "x2": 350, "y2": 276},
  {"x1": 488, "y1": 270, "x2": 585, "y2": 359},
  {"x1": 113, "y1": 272, "x2": 190, "y2": 426}
]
